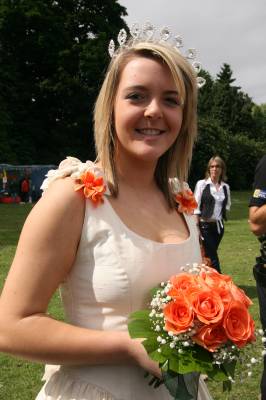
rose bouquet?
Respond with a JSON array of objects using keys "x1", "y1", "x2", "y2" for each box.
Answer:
[{"x1": 128, "y1": 264, "x2": 256, "y2": 399}]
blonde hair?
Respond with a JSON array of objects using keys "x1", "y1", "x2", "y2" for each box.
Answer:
[
  {"x1": 205, "y1": 155, "x2": 227, "y2": 182},
  {"x1": 94, "y1": 40, "x2": 198, "y2": 208}
]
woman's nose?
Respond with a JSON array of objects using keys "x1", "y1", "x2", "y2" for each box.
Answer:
[{"x1": 144, "y1": 99, "x2": 162, "y2": 119}]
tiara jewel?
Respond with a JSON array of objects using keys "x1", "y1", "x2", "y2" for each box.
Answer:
[
  {"x1": 197, "y1": 76, "x2": 206, "y2": 88},
  {"x1": 143, "y1": 22, "x2": 155, "y2": 40},
  {"x1": 160, "y1": 27, "x2": 171, "y2": 42},
  {"x1": 174, "y1": 35, "x2": 183, "y2": 49},
  {"x1": 117, "y1": 28, "x2": 127, "y2": 46},
  {"x1": 130, "y1": 23, "x2": 141, "y2": 40},
  {"x1": 108, "y1": 23, "x2": 206, "y2": 88},
  {"x1": 108, "y1": 39, "x2": 115, "y2": 57},
  {"x1": 186, "y1": 48, "x2": 197, "y2": 60},
  {"x1": 192, "y1": 61, "x2": 202, "y2": 73}
]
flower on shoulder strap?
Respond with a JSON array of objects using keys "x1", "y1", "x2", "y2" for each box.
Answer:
[
  {"x1": 175, "y1": 189, "x2": 198, "y2": 214},
  {"x1": 75, "y1": 171, "x2": 106, "y2": 206},
  {"x1": 169, "y1": 177, "x2": 197, "y2": 214}
]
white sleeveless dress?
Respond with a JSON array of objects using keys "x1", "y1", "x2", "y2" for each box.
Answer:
[{"x1": 36, "y1": 160, "x2": 213, "y2": 400}]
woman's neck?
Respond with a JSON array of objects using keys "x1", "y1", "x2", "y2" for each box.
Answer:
[
  {"x1": 211, "y1": 177, "x2": 220, "y2": 186},
  {"x1": 115, "y1": 155, "x2": 157, "y2": 191}
]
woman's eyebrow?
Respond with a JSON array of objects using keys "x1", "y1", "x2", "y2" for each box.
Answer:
[
  {"x1": 123, "y1": 86, "x2": 179, "y2": 95},
  {"x1": 122, "y1": 85, "x2": 147, "y2": 92}
]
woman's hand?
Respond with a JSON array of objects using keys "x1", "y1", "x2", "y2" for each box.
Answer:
[
  {"x1": 120, "y1": 332, "x2": 161, "y2": 378},
  {"x1": 133, "y1": 338, "x2": 162, "y2": 378}
]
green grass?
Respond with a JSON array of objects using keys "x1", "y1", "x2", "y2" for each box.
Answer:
[
  {"x1": 0, "y1": 194, "x2": 263, "y2": 399},
  {"x1": 0, "y1": 204, "x2": 64, "y2": 399}
]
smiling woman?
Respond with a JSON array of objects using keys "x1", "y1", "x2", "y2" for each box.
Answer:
[{"x1": 0, "y1": 24, "x2": 211, "y2": 400}]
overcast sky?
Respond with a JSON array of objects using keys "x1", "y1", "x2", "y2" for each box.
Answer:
[{"x1": 118, "y1": 0, "x2": 266, "y2": 105}]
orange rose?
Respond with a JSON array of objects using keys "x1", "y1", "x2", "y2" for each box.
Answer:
[
  {"x1": 229, "y1": 282, "x2": 253, "y2": 308},
  {"x1": 167, "y1": 274, "x2": 198, "y2": 297},
  {"x1": 223, "y1": 300, "x2": 255, "y2": 348},
  {"x1": 198, "y1": 269, "x2": 232, "y2": 290},
  {"x1": 214, "y1": 286, "x2": 233, "y2": 311},
  {"x1": 175, "y1": 189, "x2": 198, "y2": 214},
  {"x1": 193, "y1": 323, "x2": 228, "y2": 352},
  {"x1": 190, "y1": 289, "x2": 224, "y2": 324},
  {"x1": 163, "y1": 295, "x2": 194, "y2": 334}
]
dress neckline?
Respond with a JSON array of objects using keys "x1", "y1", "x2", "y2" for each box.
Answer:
[{"x1": 104, "y1": 197, "x2": 191, "y2": 247}]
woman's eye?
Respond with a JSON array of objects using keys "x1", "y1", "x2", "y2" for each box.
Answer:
[
  {"x1": 165, "y1": 97, "x2": 181, "y2": 106},
  {"x1": 126, "y1": 93, "x2": 144, "y2": 101}
]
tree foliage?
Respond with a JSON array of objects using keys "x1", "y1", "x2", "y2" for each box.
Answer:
[
  {"x1": 191, "y1": 64, "x2": 266, "y2": 189},
  {"x1": 0, "y1": 0, "x2": 127, "y2": 164},
  {"x1": 0, "y1": 3, "x2": 265, "y2": 189}
]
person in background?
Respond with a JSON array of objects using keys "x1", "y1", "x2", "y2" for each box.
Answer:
[
  {"x1": 194, "y1": 156, "x2": 231, "y2": 273},
  {"x1": 249, "y1": 154, "x2": 266, "y2": 400},
  {"x1": 20, "y1": 176, "x2": 30, "y2": 203}
]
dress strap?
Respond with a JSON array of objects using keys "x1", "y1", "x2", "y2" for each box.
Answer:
[{"x1": 40, "y1": 157, "x2": 110, "y2": 206}]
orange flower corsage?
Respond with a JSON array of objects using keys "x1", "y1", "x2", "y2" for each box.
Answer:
[
  {"x1": 75, "y1": 170, "x2": 106, "y2": 206},
  {"x1": 175, "y1": 189, "x2": 198, "y2": 214},
  {"x1": 169, "y1": 177, "x2": 197, "y2": 214}
]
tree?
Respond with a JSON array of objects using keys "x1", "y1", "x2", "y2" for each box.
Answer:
[
  {"x1": 226, "y1": 135, "x2": 266, "y2": 190},
  {"x1": 197, "y1": 70, "x2": 214, "y2": 117},
  {"x1": 252, "y1": 103, "x2": 266, "y2": 140},
  {"x1": 210, "y1": 63, "x2": 256, "y2": 136},
  {"x1": 0, "y1": 0, "x2": 127, "y2": 164},
  {"x1": 189, "y1": 116, "x2": 230, "y2": 189}
]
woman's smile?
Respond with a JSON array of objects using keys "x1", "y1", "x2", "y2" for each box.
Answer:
[{"x1": 135, "y1": 128, "x2": 166, "y2": 136}]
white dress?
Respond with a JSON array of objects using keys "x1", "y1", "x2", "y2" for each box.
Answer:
[{"x1": 36, "y1": 161, "x2": 213, "y2": 400}]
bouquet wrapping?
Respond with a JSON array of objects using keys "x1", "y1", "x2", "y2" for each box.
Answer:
[{"x1": 128, "y1": 264, "x2": 256, "y2": 399}]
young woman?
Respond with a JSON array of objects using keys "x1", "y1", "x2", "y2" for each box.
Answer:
[
  {"x1": 0, "y1": 28, "x2": 212, "y2": 399},
  {"x1": 194, "y1": 156, "x2": 231, "y2": 273}
]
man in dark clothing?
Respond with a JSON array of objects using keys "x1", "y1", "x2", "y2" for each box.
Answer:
[{"x1": 249, "y1": 155, "x2": 266, "y2": 400}]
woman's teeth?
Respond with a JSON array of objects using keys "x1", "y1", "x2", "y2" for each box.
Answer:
[{"x1": 136, "y1": 129, "x2": 162, "y2": 136}]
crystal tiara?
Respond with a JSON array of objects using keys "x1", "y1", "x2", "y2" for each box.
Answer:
[{"x1": 108, "y1": 22, "x2": 206, "y2": 88}]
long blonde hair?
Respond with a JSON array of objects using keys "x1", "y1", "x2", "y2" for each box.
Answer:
[{"x1": 94, "y1": 41, "x2": 198, "y2": 208}]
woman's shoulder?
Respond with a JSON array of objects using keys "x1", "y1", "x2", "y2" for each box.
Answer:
[
  {"x1": 222, "y1": 181, "x2": 230, "y2": 190},
  {"x1": 37, "y1": 176, "x2": 85, "y2": 228},
  {"x1": 195, "y1": 179, "x2": 208, "y2": 188},
  {"x1": 41, "y1": 156, "x2": 109, "y2": 207}
]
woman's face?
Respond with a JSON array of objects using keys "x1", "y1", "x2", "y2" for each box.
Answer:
[
  {"x1": 209, "y1": 160, "x2": 222, "y2": 182},
  {"x1": 113, "y1": 56, "x2": 183, "y2": 166}
]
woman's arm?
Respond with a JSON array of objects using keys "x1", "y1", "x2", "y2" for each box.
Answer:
[
  {"x1": 0, "y1": 178, "x2": 160, "y2": 376},
  {"x1": 226, "y1": 184, "x2": 231, "y2": 211},
  {"x1": 193, "y1": 180, "x2": 203, "y2": 217},
  {"x1": 249, "y1": 204, "x2": 266, "y2": 236}
]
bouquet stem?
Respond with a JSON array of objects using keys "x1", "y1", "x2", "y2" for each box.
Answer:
[{"x1": 163, "y1": 370, "x2": 200, "y2": 400}]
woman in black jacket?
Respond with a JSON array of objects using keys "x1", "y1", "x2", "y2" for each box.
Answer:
[{"x1": 194, "y1": 156, "x2": 231, "y2": 273}]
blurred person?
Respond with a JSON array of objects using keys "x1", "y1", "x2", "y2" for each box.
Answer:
[
  {"x1": 20, "y1": 176, "x2": 30, "y2": 203},
  {"x1": 249, "y1": 154, "x2": 266, "y2": 400},
  {"x1": 194, "y1": 156, "x2": 231, "y2": 273}
]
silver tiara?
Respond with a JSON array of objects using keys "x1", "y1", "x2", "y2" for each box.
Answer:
[{"x1": 108, "y1": 22, "x2": 206, "y2": 88}]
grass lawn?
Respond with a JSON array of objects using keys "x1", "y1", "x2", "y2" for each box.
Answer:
[{"x1": 0, "y1": 193, "x2": 263, "y2": 399}]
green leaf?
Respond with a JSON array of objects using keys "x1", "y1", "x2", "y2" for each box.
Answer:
[
  {"x1": 223, "y1": 360, "x2": 237, "y2": 378},
  {"x1": 142, "y1": 337, "x2": 159, "y2": 354},
  {"x1": 128, "y1": 318, "x2": 153, "y2": 339},
  {"x1": 128, "y1": 310, "x2": 150, "y2": 320},
  {"x1": 150, "y1": 286, "x2": 161, "y2": 297}
]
